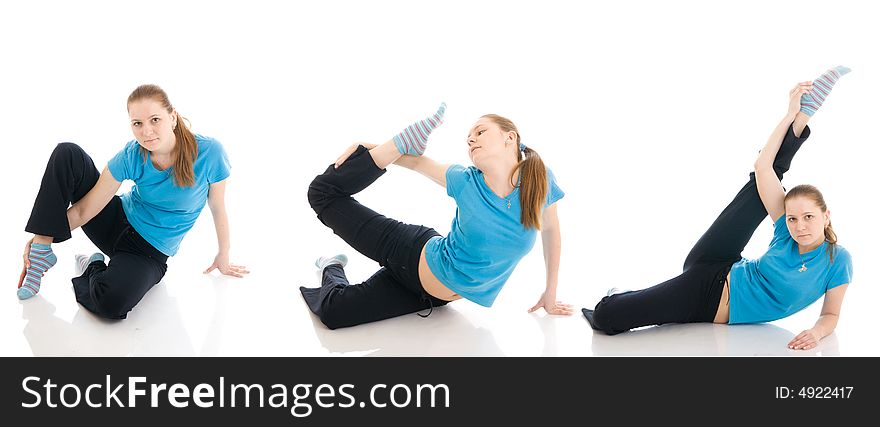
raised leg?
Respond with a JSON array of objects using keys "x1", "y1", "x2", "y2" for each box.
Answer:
[{"x1": 682, "y1": 124, "x2": 810, "y2": 270}]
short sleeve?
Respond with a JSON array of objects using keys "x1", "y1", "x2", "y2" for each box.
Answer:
[
  {"x1": 545, "y1": 169, "x2": 565, "y2": 207},
  {"x1": 769, "y1": 215, "x2": 791, "y2": 247},
  {"x1": 445, "y1": 164, "x2": 469, "y2": 197},
  {"x1": 203, "y1": 138, "x2": 231, "y2": 184},
  {"x1": 107, "y1": 140, "x2": 141, "y2": 182},
  {"x1": 827, "y1": 246, "x2": 853, "y2": 291}
]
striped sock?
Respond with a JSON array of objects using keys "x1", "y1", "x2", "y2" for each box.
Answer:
[
  {"x1": 75, "y1": 252, "x2": 105, "y2": 277},
  {"x1": 315, "y1": 254, "x2": 348, "y2": 272},
  {"x1": 392, "y1": 102, "x2": 446, "y2": 156},
  {"x1": 800, "y1": 66, "x2": 851, "y2": 116},
  {"x1": 606, "y1": 287, "x2": 632, "y2": 297},
  {"x1": 17, "y1": 243, "x2": 58, "y2": 300}
]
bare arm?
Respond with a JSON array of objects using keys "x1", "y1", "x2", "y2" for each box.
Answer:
[
  {"x1": 788, "y1": 284, "x2": 848, "y2": 350},
  {"x1": 754, "y1": 83, "x2": 813, "y2": 222},
  {"x1": 335, "y1": 142, "x2": 449, "y2": 187},
  {"x1": 67, "y1": 166, "x2": 121, "y2": 230},
  {"x1": 754, "y1": 115, "x2": 792, "y2": 222},
  {"x1": 208, "y1": 180, "x2": 230, "y2": 256},
  {"x1": 394, "y1": 155, "x2": 450, "y2": 188},
  {"x1": 20, "y1": 166, "x2": 118, "y2": 284},
  {"x1": 528, "y1": 203, "x2": 574, "y2": 315},
  {"x1": 540, "y1": 203, "x2": 562, "y2": 298},
  {"x1": 204, "y1": 180, "x2": 249, "y2": 277}
]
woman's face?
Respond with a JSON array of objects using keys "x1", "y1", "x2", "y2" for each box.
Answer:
[
  {"x1": 785, "y1": 196, "x2": 830, "y2": 251},
  {"x1": 466, "y1": 118, "x2": 517, "y2": 166},
  {"x1": 128, "y1": 99, "x2": 177, "y2": 153}
]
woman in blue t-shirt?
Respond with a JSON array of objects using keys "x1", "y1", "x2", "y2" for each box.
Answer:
[
  {"x1": 584, "y1": 68, "x2": 853, "y2": 350},
  {"x1": 301, "y1": 104, "x2": 572, "y2": 329},
  {"x1": 18, "y1": 84, "x2": 248, "y2": 319}
]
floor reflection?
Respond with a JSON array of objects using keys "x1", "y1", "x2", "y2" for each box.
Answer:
[
  {"x1": 588, "y1": 321, "x2": 840, "y2": 356},
  {"x1": 20, "y1": 283, "x2": 196, "y2": 356},
  {"x1": 307, "y1": 305, "x2": 505, "y2": 357}
]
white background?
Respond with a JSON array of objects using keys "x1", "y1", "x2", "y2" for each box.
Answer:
[{"x1": 1, "y1": 0, "x2": 876, "y2": 356}]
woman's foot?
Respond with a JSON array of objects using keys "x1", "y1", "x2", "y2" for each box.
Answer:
[
  {"x1": 606, "y1": 287, "x2": 631, "y2": 297},
  {"x1": 17, "y1": 243, "x2": 57, "y2": 300},
  {"x1": 800, "y1": 66, "x2": 851, "y2": 116},
  {"x1": 315, "y1": 254, "x2": 348, "y2": 272},
  {"x1": 74, "y1": 253, "x2": 105, "y2": 277},
  {"x1": 392, "y1": 102, "x2": 446, "y2": 156}
]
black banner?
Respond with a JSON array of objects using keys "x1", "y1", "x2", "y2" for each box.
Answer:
[{"x1": 2, "y1": 357, "x2": 876, "y2": 424}]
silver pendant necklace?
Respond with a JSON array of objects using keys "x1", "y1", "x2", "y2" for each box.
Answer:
[
  {"x1": 485, "y1": 174, "x2": 516, "y2": 209},
  {"x1": 504, "y1": 182, "x2": 519, "y2": 209},
  {"x1": 798, "y1": 252, "x2": 808, "y2": 273}
]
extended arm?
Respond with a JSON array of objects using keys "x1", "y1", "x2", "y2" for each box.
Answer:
[
  {"x1": 788, "y1": 284, "x2": 848, "y2": 350},
  {"x1": 754, "y1": 83, "x2": 813, "y2": 222},
  {"x1": 393, "y1": 155, "x2": 449, "y2": 188},
  {"x1": 335, "y1": 142, "x2": 449, "y2": 187},
  {"x1": 204, "y1": 180, "x2": 249, "y2": 277},
  {"x1": 528, "y1": 203, "x2": 574, "y2": 316}
]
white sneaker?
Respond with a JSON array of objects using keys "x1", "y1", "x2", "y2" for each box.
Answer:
[
  {"x1": 315, "y1": 254, "x2": 348, "y2": 272},
  {"x1": 607, "y1": 287, "x2": 631, "y2": 297},
  {"x1": 74, "y1": 253, "x2": 105, "y2": 276}
]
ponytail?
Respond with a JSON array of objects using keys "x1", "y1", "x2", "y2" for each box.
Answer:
[
  {"x1": 513, "y1": 146, "x2": 547, "y2": 230},
  {"x1": 170, "y1": 114, "x2": 198, "y2": 187},
  {"x1": 481, "y1": 114, "x2": 549, "y2": 229},
  {"x1": 825, "y1": 221, "x2": 838, "y2": 263}
]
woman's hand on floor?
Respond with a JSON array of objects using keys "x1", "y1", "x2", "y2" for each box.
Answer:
[
  {"x1": 788, "y1": 329, "x2": 820, "y2": 350},
  {"x1": 204, "y1": 252, "x2": 250, "y2": 278},
  {"x1": 528, "y1": 292, "x2": 575, "y2": 316}
]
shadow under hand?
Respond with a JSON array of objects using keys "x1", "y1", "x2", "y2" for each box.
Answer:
[
  {"x1": 588, "y1": 321, "x2": 840, "y2": 356},
  {"x1": 530, "y1": 314, "x2": 562, "y2": 357},
  {"x1": 194, "y1": 273, "x2": 237, "y2": 357},
  {"x1": 307, "y1": 304, "x2": 506, "y2": 357}
]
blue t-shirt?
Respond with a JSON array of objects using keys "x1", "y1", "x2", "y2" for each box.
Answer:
[
  {"x1": 107, "y1": 135, "x2": 231, "y2": 256},
  {"x1": 424, "y1": 165, "x2": 565, "y2": 307},
  {"x1": 729, "y1": 215, "x2": 853, "y2": 324}
]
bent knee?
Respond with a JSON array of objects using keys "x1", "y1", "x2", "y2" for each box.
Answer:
[
  {"x1": 93, "y1": 298, "x2": 132, "y2": 320},
  {"x1": 318, "y1": 309, "x2": 350, "y2": 330},
  {"x1": 307, "y1": 181, "x2": 328, "y2": 214},
  {"x1": 53, "y1": 142, "x2": 85, "y2": 159},
  {"x1": 90, "y1": 284, "x2": 134, "y2": 320}
]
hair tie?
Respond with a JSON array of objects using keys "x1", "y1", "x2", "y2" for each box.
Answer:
[{"x1": 519, "y1": 143, "x2": 527, "y2": 152}]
